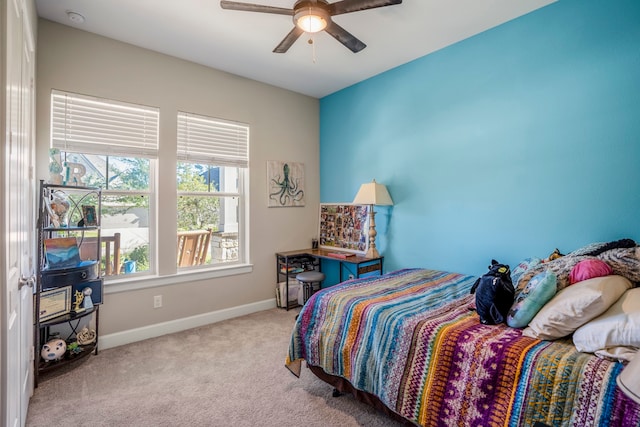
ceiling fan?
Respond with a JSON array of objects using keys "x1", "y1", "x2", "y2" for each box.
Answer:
[{"x1": 220, "y1": 0, "x2": 402, "y2": 53}]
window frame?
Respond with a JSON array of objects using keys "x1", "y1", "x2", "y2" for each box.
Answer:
[
  {"x1": 176, "y1": 111, "x2": 250, "y2": 271},
  {"x1": 50, "y1": 90, "x2": 159, "y2": 279}
]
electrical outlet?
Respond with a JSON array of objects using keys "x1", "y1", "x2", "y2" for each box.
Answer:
[
  {"x1": 348, "y1": 274, "x2": 355, "y2": 280},
  {"x1": 153, "y1": 295, "x2": 162, "y2": 308}
]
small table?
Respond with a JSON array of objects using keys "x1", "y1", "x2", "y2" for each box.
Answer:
[{"x1": 275, "y1": 248, "x2": 384, "y2": 310}]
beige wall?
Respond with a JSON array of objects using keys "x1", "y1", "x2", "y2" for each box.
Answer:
[{"x1": 36, "y1": 19, "x2": 320, "y2": 336}]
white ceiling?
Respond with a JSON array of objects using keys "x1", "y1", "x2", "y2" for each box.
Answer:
[{"x1": 35, "y1": 0, "x2": 556, "y2": 98}]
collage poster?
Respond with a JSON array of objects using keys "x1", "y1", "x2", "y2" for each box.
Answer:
[{"x1": 318, "y1": 203, "x2": 369, "y2": 254}]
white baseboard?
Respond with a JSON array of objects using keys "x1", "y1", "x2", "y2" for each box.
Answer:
[{"x1": 100, "y1": 298, "x2": 277, "y2": 350}]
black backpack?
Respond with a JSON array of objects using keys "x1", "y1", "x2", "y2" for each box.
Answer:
[{"x1": 470, "y1": 260, "x2": 515, "y2": 325}]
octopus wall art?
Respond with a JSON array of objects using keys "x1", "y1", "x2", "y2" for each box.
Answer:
[{"x1": 267, "y1": 160, "x2": 305, "y2": 207}]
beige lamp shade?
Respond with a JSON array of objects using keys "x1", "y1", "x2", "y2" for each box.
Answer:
[
  {"x1": 618, "y1": 352, "x2": 640, "y2": 404},
  {"x1": 352, "y1": 179, "x2": 393, "y2": 206}
]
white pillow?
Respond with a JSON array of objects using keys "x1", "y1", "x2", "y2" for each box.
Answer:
[
  {"x1": 522, "y1": 275, "x2": 632, "y2": 340},
  {"x1": 573, "y1": 287, "x2": 640, "y2": 361},
  {"x1": 594, "y1": 347, "x2": 638, "y2": 363}
]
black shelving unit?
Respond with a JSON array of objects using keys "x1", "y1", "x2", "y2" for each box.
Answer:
[
  {"x1": 275, "y1": 253, "x2": 320, "y2": 310},
  {"x1": 35, "y1": 180, "x2": 104, "y2": 386}
]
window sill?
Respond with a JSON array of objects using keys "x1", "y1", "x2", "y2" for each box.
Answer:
[{"x1": 104, "y1": 263, "x2": 253, "y2": 294}]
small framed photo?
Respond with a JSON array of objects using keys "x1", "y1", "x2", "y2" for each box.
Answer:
[
  {"x1": 82, "y1": 205, "x2": 97, "y2": 226},
  {"x1": 39, "y1": 286, "x2": 72, "y2": 322}
]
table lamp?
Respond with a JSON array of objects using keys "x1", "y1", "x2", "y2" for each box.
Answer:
[
  {"x1": 353, "y1": 179, "x2": 393, "y2": 258},
  {"x1": 617, "y1": 352, "x2": 640, "y2": 404}
]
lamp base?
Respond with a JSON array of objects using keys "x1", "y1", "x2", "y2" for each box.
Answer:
[
  {"x1": 365, "y1": 206, "x2": 381, "y2": 259},
  {"x1": 365, "y1": 246, "x2": 380, "y2": 259}
]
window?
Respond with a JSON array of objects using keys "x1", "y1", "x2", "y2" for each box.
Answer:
[
  {"x1": 176, "y1": 111, "x2": 249, "y2": 269},
  {"x1": 50, "y1": 90, "x2": 158, "y2": 277}
]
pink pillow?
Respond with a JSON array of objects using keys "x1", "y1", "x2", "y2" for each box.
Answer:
[{"x1": 569, "y1": 259, "x2": 612, "y2": 285}]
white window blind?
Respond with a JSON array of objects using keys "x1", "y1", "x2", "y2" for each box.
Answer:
[
  {"x1": 177, "y1": 112, "x2": 249, "y2": 168},
  {"x1": 51, "y1": 90, "x2": 159, "y2": 157}
]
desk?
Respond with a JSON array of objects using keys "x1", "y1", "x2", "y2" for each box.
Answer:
[{"x1": 275, "y1": 248, "x2": 384, "y2": 310}]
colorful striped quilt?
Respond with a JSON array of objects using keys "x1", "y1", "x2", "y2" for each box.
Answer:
[{"x1": 286, "y1": 268, "x2": 640, "y2": 427}]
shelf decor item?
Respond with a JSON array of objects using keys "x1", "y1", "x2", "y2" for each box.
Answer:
[
  {"x1": 62, "y1": 161, "x2": 86, "y2": 186},
  {"x1": 44, "y1": 237, "x2": 82, "y2": 269},
  {"x1": 44, "y1": 190, "x2": 70, "y2": 227},
  {"x1": 39, "y1": 287, "x2": 72, "y2": 322},
  {"x1": 40, "y1": 338, "x2": 67, "y2": 362},
  {"x1": 48, "y1": 148, "x2": 64, "y2": 185},
  {"x1": 72, "y1": 289, "x2": 85, "y2": 313},
  {"x1": 82, "y1": 287, "x2": 94, "y2": 310},
  {"x1": 81, "y1": 205, "x2": 97, "y2": 226},
  {"x1": 76, "y1": 327, "x2": 97, "y2": 345}
]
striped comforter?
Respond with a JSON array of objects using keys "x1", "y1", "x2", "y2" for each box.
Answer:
[{"x1": 286, "y1": 268, "x2": 640, "y2": 427}]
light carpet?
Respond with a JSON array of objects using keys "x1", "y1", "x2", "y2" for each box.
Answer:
[{"x1": 26, "y1": 307, "x2": 403, "y2": 427}]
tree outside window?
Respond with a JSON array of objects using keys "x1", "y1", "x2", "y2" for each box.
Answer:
[{"x1": 177, "y1": 162, "x2": 240, "y2": 267}]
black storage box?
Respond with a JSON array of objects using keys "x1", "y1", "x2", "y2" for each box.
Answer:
[{"x1": 41, "y1": 260, "x2": 98, "y2": 289}]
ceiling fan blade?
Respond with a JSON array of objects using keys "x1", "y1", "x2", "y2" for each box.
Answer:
[
  {"x1": 328, "y1": 0, "x2": 402, "y2": 16},
  {"x1": 324, "y1": 21, "x2": 366, "y2": 53},
  {"x1": 273, "y1": 27, "x2": 304, "y2": 53},
  {"x1": 220, "y1": 1, "x2": 293, "y2": 16}
]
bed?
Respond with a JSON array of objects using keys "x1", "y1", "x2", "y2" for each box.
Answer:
[{"x1": 286, "y1": 264, "x2": 640, "y2": 426}]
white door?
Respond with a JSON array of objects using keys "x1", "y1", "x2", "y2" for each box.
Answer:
[
  {"x1": 2, "y1": 0, "x2": 35, "y2": 426},
  {"x1": 19, "y1": 2, "x2": 36, "y2": 421}
]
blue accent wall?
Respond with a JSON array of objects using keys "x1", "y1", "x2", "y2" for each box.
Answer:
[{"x1": 320, "y1": 0, "x2": 640, "y2": 277}]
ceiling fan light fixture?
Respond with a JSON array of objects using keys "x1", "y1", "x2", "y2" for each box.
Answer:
[
  {"x1": 294, "y1": 7, "x2": 329, "y2": 33},
  {"x1": 220, "y1": 0, "x2": 402, "y2": 53}
]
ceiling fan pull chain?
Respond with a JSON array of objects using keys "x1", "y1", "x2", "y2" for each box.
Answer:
[{"x1": 312, "y1": 34, "x2": 317, "y2": 63}]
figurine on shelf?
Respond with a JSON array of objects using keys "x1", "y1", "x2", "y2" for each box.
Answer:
[
  {"x1": 66, "y1": 341, "x2": 83, "y2": 355},
  {"x1": 76, "y1": 327, "x2": 96, "y2": 345},
  {"x1": 48, "y1": 148, "x2": 63, "y2": 185},
  {"x1": 45, "y1": 190, "x2": 70, "y2": 227},
  {"x1": 62, "y1": 161, "x2": 86, "y2": 186},
  {"x1": 41, "y1": 338, "x2": 66, "y2": 362},
  {"x1": 72, "y1": 289, "x2": 85, "y2": 313},
  {"x1": 82, "y1": 287, "x2": 94, "y2": 310}
]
